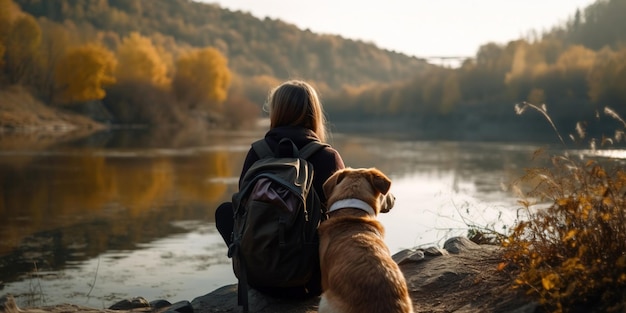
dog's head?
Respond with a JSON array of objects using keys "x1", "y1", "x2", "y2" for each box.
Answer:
[{"x1": 323, "y1": 167, "x2": 395, "y2": 215}]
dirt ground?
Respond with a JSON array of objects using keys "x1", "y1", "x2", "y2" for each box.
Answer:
[{"x1": 404, "y1": 243, "x2": 536, "y2": 313}]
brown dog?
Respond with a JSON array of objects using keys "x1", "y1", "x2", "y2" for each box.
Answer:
[{"x1": 318, "y1": 168, "x2": 414, "y2": 313}]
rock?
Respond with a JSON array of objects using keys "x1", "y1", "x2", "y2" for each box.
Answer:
[
  {"x1": 393, "y1": 246, "x2": 449, "y2": 265},
  {"x1": 443, "y1": 236, "x2": 482, "y2": 254},
  {"x1": 150, "y1": 300, "x2": 173, "y2": 310},
  {"x1": 109, "y1": 297, "x2": 150, "y2": 310},
  {"x1": 165, "y1": 300, "x2": 194, "y2": 313},
  {"x1": 190, "y1": 285, "x2": 319, "y2": 313},
  {"x1": 392, "y1": 248, "x2": 425, "y2": 264},
  {"x1": 424, "y1": 246, "x2": 449, "y2": 257}
]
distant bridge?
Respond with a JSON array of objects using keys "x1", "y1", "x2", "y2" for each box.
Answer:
[{"x1": 419, "y1": 55, "x2": 474, "y2": 67}]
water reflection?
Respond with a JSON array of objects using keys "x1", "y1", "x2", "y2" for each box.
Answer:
[
  {"x1": 0, "y1": 128, "x2": 561, "y2": 307},
  {"x1": 331, "y1": 136, "x2": 542, "y2": 249},
  {"x1": 334, "y1": 136, "x2": 538, "y2": 195},
  {"x1": 0, "y1": 129, "x2": 249, "y2": 294}
]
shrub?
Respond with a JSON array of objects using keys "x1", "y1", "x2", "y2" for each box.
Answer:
[{"x1": 503, "y1": 102, "x2": 626, "y2": 312}]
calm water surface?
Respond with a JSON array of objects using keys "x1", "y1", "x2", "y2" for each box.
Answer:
[{"x1": 0, "y1": 126, "x2": 594, "y2": 307}]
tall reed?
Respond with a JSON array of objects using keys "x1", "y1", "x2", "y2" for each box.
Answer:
[{"x1": 503, "y1": 102, "x2": 626, "y2": 312}]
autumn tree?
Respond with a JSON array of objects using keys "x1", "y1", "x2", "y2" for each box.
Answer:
[
  {"x1": 35, "y1": 18, "x2": 74, "y2": 103},
  {"x1": 458, "y1": 42, "x2": 515, "y2": 103},
  {"x1": 172, "y1": 47, "x2": 231, "y2": 110},
  {"x1": 0, "y1": 0, "x2": 11, "y2": 33},
  {"x1": 441, "y1": 72, "x2": 461, "y2": 114},
  {"x1": 503, "y1": 41, "x2": 551, "y2": 105},
  {"x1": 55, "y1": 43, "x2": 117, "y2": 104},
  {"x1": 0, "y1": 43, "x2": 4, "y2": 75},
  {"x1": 3, "y1": 14, "x2": 41, "y2": 85},
  {"x1": 104, "y1": 79, "x2": 184, "y2": 125},
  {"x1": 115, "y1": 32, "x2": 169, "y2": 87},
  {"x1": 588, "y1": 47, "x2": 626, "y2": 106},
  {"x1": 552, "y1": 45, "x2": 596, "y2": 102},
  {"x1": 0, "y1": 0, "x2": 13, "y2": 73}
]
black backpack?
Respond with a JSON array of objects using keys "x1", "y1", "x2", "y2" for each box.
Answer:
[{"x1": 228, "y1": 138, "x2": 328, "y2": 312}]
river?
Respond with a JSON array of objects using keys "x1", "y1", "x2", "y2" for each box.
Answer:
[{"x1": 0, "y1": 125, "x2": 617, "y2": 308}]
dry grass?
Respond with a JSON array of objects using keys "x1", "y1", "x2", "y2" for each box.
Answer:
[{"x1": 502, "y1": 102, "x2": 626, "y2": 312}]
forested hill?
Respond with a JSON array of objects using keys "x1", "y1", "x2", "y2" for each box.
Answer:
[
  {"x1": 14, "y1": 0, "x2": 429, "y2": 88},
  {"x1": 324, "y1": 0, "x2": 626, "y2": 142},
  {"x1": 6, "y1": 0, "x2": 625, "y2": 141}
]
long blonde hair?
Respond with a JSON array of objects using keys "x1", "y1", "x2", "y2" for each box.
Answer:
[{"x1": 266, "y1": 80, "x2": 328, "y2": 142}]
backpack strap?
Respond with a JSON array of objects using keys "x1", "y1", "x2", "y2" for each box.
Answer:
[
  {"x1": 252, "y1": 139, "x2": 329, "y2": 160},
  {"x1": 299, "y1": 141, "x2": 329, "y2": 160},
  {"x1": 251, "y1": 139, "x2": 273, "y2": 158}
]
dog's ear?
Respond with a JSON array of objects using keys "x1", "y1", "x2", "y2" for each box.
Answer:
[
  {"x1": 323, "y1": 169, "x2": 347, "y2": 198},
  {"x1": 368, "y1": 168, "x2": 391, "y2": 195}
]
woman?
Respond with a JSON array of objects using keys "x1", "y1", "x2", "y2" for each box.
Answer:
[{"x1": 215, "y1": 79, "x2": 345, "y2": 297}]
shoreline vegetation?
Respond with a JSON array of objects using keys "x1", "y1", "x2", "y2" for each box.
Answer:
[{"x1": 0, "y1": 86, "x2": 239, "y2": 150}]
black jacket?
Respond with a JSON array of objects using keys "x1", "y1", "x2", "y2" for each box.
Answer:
[{"x1": 238, "y1": 126, "x2": 345, "y2": 205}]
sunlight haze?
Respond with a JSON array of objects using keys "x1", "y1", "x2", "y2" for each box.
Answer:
[{"x1": 203, "y1": 0, "x2": 596, "y2": 60}]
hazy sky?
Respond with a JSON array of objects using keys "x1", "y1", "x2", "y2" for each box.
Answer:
[{"x1": 203, "y1": 0, "x2": 596, "y2": 59}]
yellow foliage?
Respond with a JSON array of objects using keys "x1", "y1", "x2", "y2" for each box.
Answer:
[
  {"x1": 530, "y1": 62, "x2": 549, "y2": 79},
  {"x1": 115, "y1": 32, "x2": 169, "y2": 87},
  {"x1": 505, "y1": 41, "x2": 550, "y2": 84},
  {"x1": 562, "y1": 229, "x2": 577, "y2": 241},
  {"x1": 172, "y1": 47, "x2": 231, "y2": 108},
  {"x1": 497, "y1": 262, "x2": 507, "y2": 271},
  {"x1": 542, "y1": 273, "x2": 559, "y2": 291},
  {"x1": 0, "y1": 42, "x2": 5, "y2": 69},
  {"x1": 556, "y1": 45, "x2": 596, "y2": 72},
  {"x1": 587, "y1": 47, "x2": 626, "y2": 104},
  {"x1": 3, "y1": 14, "x2": 41, "y2": 84},
  {"x1": 0, "y1": 0, "x2": 19, "y2": 39},
  {"x1": 505, "y1": 143, "x2": 626, "y2": 312},
  {"x1": 55, "y1": 43, "x2": 117, "y2": 104}
]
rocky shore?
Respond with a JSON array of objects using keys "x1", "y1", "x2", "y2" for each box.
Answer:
[{"x1": 1, "y1": 237, "x2": 539, "y2": 313}]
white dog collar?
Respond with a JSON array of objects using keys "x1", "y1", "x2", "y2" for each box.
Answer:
[{"x1": 327, "y1": 198, "x2": 376, "y2": 216}]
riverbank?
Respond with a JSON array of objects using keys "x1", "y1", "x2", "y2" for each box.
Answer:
[
  {"x1": 0, "y1": 86, "x2": 107, "y2": 151},
  {"x1": 1, "y1": 237, "x2": 539, "y2": 313},
  {"x1": 0, "y1": 86, "x2": 105, "y2": 133}
]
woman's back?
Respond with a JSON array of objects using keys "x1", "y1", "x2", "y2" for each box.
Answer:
[{"x1": 215, "y1": 79, "x2": 345, "y2": 303}]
